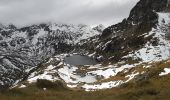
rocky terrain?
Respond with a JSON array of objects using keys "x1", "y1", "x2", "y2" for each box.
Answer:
[
  {"x1": 1, "y1": 0, "x2": 170, "y2": 95},
  {"x1": 0, "y1": 23, "x2": 102, "y2": 89}
]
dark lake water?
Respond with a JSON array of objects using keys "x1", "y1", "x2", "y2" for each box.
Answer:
[{"x1": 64, "y1": 55, "x2": 98, "y2": 65}]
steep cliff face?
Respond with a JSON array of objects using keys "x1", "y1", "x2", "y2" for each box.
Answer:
[
  {"x1": 102, "y1": 0, "x2": 168, "y2": 39},
  {"x1": 92, "y1": 0, "x2": 170, "y2": 63},
  {"x1": 128, "y1": 0, "x2": 168, "y2": 23}
]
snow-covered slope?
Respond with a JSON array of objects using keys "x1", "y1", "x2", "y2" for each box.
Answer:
[
  {"x1": 123, "y1": 13, "x2": 170, "y2": 63},
  {"x1": 2, "y1": 0, "x2": 170, "y2": 92},
  {"x1": 20, "y1": 12, "x2": 170, "y2": 91},
  {"x1": 16, "y1": 0, "x2": 170, "y2": 91},
  {"x1": 0, "y1": 23, "x2": 102, "y2": 89}
]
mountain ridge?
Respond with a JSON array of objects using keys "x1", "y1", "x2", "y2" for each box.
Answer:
[
  {"x1": 12, "y1": 0, "x2": 170, "y2": 91},
  {"x1": 1, "y1": 0, "x2": 170, "y2": 92},
  {"x1": 0, "y1": 23, "x2": 103, "y2": 89}
]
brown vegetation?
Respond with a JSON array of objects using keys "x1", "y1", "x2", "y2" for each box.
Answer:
[{"x1": 1, "y1": 60, "x2": 170, "y2": 100}]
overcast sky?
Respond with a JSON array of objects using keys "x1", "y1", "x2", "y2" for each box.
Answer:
[{"x1": 0, "y1": 0, "x2": 139, "y2": 27}]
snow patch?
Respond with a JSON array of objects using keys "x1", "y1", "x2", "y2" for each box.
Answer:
[
  {"x1": 19, "y1": 84, "x2": 26, "y2": 88},
  {"x1": 82, "y1": 80, "x2": 124, "y2": 91},
  {"x1": 159, "y1": 68, "x2": 170, "y2": 76}
]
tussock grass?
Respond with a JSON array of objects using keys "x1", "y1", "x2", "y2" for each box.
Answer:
[{"x1": 1, "y1": 60, "x2": 170, "y2": 100}]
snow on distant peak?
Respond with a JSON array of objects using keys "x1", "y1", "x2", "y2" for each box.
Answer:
[
  {"x1": 0, "y1": 23, "x2": 5, "y2": 29},
  {"x1": 48, "y1": 23, "x2": 102, "y2": 44},
  {"x1": 93, "y1": 24, "x2": 105, "y2": 33},
  {"x1": 0, "y1": 22, "x2": 103, "y2": 88}
]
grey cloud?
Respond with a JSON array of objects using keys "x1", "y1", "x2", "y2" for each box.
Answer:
[{"x1": 0, "y1": 0, "x2": 139, "y2": 27}]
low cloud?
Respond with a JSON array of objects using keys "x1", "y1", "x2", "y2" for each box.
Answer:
[{"x1": 0, "y1": 0, "x2": 139, "y2": 27}]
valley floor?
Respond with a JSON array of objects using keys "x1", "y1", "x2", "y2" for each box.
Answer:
[{"x1": 1, "y1": 60, "x2": 170, "y2": 100}]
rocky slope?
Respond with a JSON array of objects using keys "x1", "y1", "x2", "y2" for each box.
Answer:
[
  {"x1": 0, "y1": 23, "x2": 102, "y2": 89},
  {"x1": 12, "y1": 0, "x2": 170, "y2": 91},
  {"x1": 88, "y1": 0, "x2": 170, "y2": 63},
  {"x1": 1, "y1": 0, "x2": 170, "y2": 92}
]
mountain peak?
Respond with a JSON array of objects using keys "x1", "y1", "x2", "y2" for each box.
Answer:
[
  {"x1": 93, "y1": 24, "x2": 105, "y2": 33},
  {"x1": 128, "y1": 0, "x2": 168, "y2": 24},
  {"x1": 101, "y1": 0, "x2": 169, "y2": 40}
]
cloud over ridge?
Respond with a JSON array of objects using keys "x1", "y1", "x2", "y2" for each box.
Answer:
[{"x1": 0, "y1": 0, "x2": 139, "y2": 27}]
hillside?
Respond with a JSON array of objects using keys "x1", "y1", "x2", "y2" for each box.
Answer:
[
  {"x1": 0, "y1": 23, "x2": 102, "y2": 89},
  {"x1": 1, "y1": 0, "x2": 170, "y2": 100}
]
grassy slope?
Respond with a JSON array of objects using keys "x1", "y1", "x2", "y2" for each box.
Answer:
[{"x1": 1, "y1": 61, "x2": 170, "y2": 100}]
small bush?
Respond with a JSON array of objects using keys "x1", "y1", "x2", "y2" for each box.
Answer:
[{"x1": 36, "y1": 79, "x2": 68, "y2": 90}]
